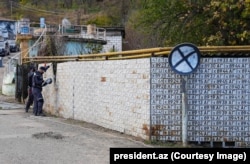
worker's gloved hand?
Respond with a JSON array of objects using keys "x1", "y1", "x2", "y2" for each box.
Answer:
[
  {"x1": 45, "y1": 65, "x2": 50, "y2": 71},
  {"x1": 42, "y1": 78, "x2": 52, "y2": 87}
]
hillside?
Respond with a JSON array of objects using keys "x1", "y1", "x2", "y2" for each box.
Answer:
[
  {"x1": 0, "y1": 0, "x2": 143, "y2": 50},
  {"x1": 1, "y1": 0, "x2": 250, "y2": 49},
  {"x1": 0, "y1": 0, "x2": 128, "y2": 27}
]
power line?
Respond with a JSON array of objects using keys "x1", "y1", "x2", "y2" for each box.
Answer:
[
  {"x1": 11, "y1": 6, "x2": 64, "y2": 17},
  {"x1": 12, "y1": 1, "x2": 65, "y2": 16},
  {"x1": 11, "y1": 1, "x2": 12, "y2": 19}
]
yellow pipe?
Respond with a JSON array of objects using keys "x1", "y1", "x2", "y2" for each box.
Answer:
[
  {"x1": 78, "y1": 58, "x2": 106, "y2": 61},
  {"x1": 200, "y1": 49, "x2": 250, "y2": 52},
  {"x1": 23, "y1": 55, "x2": 80, "y2": 59},
  {"x1": 78, "y1": 47, "x2": 172, "y2": 58},
  {"x1": 22, "y1": 58, "x2": 79, "y2": 64},
  {"x1": 108, "y1": 53, "x2": 152, "y2": 60},
  {"x1": 25, "y1": 46, "x2": 250, "y2": 58},
  {"x1": 199, "y1": 45, "x2": 250, "y2": 50},
  {"x1": 22, "y1": 45, "x2": 250, "y2": 63}
]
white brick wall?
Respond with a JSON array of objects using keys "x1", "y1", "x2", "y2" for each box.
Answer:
[
  {"x1": 102, "y1": 36, "x2": 122, "y2": 52},
  {"x1": 42, "y1": 57, "x2": 250, "y2": 146},
  {"x1": 42, "y1": 58, "x2": 151, "y2": 140}
]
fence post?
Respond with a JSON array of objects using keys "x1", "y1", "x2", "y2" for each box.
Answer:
[{"x1": 0, "y1": 57, "x2": 3, "y2": 67}]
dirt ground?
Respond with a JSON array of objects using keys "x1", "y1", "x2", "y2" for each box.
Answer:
[{"x1": 0, "y1": 93, "x2": 17, "y2": 103}]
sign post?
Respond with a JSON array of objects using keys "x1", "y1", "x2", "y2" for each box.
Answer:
[{"x1": 168, "y1": 43, "x2": 201, "y2": 147}]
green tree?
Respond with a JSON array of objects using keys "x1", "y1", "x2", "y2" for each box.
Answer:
[
  {"x1": 204, "y1": 0, "x2": 250, "y2": 45},
  {"x1": 131, "y1": 0, "x2": 250, "y2": 46},
  {"x1": 131, "y1": 0, "x2": 207, "y2": 47}
]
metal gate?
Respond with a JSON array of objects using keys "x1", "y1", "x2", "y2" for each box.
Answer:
[{"x1": 15, "y1": 64, "x2": 29, "y2": 102}]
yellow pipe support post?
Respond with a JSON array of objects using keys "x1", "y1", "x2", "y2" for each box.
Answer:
[{"x1": 16, "y1": 34, "x2": 33, "y2": 64}]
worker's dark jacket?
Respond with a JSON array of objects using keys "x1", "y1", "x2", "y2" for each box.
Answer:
[{"x1": 32, "y1": 71, "x2": 44, "y2": 90}]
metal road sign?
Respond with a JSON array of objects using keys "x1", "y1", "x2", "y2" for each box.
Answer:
[{"x1": 169, "y1": 43, "x2": 201, "y2": 75}]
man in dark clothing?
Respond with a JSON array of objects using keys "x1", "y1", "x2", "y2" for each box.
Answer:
[
  {"x1": 32, "y1": 66, "x2": 49, "y2": 116},
  {"x1": 25, "y1": 66, "x2": 36, "y2": 113}
]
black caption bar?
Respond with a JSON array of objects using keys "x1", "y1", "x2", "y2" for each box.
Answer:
[{"x1": 110, "y1": 148, "x2": 250, "y2": 164}]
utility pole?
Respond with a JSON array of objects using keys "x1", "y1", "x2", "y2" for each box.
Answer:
[{"x1": 10, "y1": 1, "x2": 12, "y2": 19}]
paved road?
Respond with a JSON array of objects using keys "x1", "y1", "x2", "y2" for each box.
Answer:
[{"x1": 0, "y1": 106, "x2": 150, "y2": 164}]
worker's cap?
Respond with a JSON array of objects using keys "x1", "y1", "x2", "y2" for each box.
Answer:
[{"x1": 39, "y1": 66, "x2": 47, "y2": 72}]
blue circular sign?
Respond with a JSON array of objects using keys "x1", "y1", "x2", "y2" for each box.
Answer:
[{"x1": 168, "y1": 43, "x2": 201, "y2": 75}]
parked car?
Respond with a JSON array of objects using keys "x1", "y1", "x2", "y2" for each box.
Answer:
[
  {"x1": 0, "y1": 42, "x2": 5, "y2": 57},
  {"x1": 0, "y1": 48, "x2": 5, "y2": 57},
  {"x1": 8, "y1": 40, "x2": 20, "y2": 52}
]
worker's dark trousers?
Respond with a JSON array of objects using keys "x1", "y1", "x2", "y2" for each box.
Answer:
[
  {"x1": 25, "y1": 87, "x2": 34, "y2": 112},
  {"x1": 32, "y1": 87, "x2": 44, "y2": 116}
]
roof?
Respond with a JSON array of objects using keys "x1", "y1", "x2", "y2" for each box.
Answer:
[
  {"x1": 102, "y1": 27, "x2": 125, "y2": 38},
  {"x1": 0, "y1": 17, "x2": 17, "y2": 22}
]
